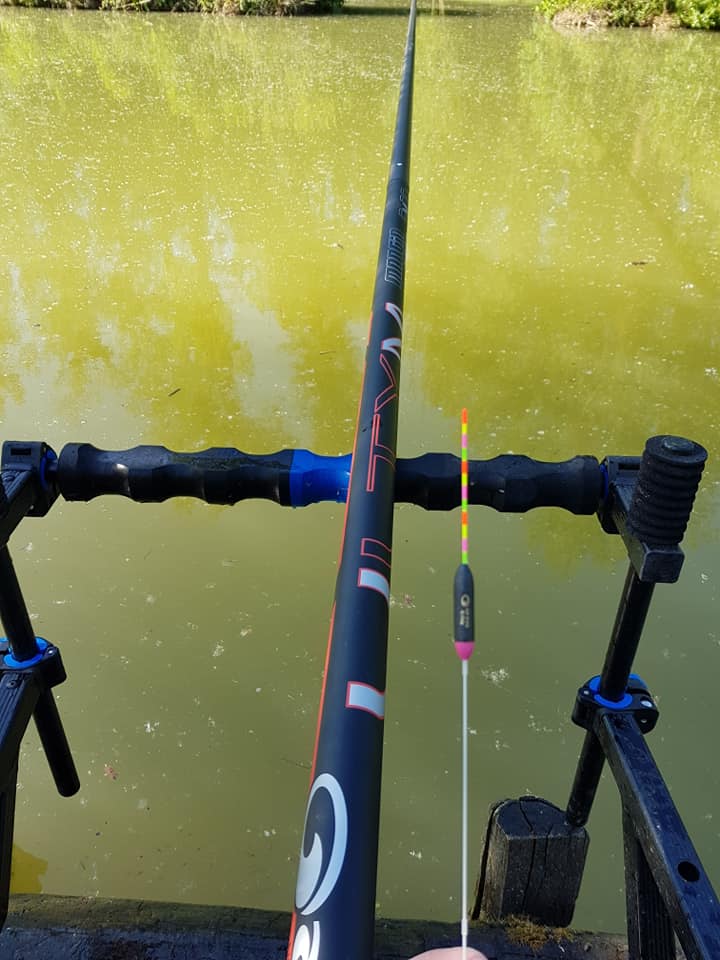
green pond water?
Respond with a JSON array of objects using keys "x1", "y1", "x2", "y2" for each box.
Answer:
[{"x1": 1, "y1": 0, "x2": 719, "y2": 935}]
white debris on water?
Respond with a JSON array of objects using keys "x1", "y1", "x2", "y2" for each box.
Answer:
[
  {"x1": 389, "y1": 594, "x2": 415, "y2": 608},
  {"x1": 528, "y1": 714, "x2": 558, "y2": 734},
  {"x1": 481, "y1": 667, "x2": 509, "y2": 686}
]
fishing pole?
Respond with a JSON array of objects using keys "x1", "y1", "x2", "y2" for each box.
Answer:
[
  {"x1": 453, "y1": 408, "x2": 474, "y2": 959},
  {"x1": 287, "y1": 1, "x2": 417, "y2": 958}
]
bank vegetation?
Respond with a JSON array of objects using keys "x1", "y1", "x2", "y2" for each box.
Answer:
[
  {"x1": 1, "y1": 0, "x2": 717, "y2": 28},
  {"x1": 0, "y1": 0, "x2": 341, "y2": 13},
  {"x1": 540, "y1": 0, "x2": 719, "y2": 28}
]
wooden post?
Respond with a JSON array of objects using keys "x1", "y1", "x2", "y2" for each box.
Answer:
[{"x1": 473, "y1": 797, "x2": 589, "y2": 928}]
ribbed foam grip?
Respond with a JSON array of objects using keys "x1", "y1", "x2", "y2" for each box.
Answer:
[{"x1": 628, "y1": 436, "x2": 707, "y2": 546}]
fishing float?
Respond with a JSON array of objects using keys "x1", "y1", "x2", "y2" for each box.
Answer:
[{"x1": 453, "y1": 408, "x2": 475, "y2": 960}]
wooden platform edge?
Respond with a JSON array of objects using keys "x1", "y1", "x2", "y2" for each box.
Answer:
[{"x1": 1, "y1": 894, "x2": 629, "y2": 959}]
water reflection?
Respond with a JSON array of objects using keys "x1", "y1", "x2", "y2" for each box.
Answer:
[
  {"x1": 0, "y1": 2, "x2": 718, "y2": 935},
  {"x1": 10, "y1": 844, "x2": 48, "y2": 894}
]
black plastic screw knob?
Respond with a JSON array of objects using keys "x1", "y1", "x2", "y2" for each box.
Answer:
[{"x1": 628, "y1": 435, "x2": 707, "y2": 546}]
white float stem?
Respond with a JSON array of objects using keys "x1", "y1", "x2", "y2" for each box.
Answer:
[{"x1": 461, "y1": 657, "x2": 469, "y2": 960}]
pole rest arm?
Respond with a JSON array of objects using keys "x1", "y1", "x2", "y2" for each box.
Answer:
[
  {"x1": 0, "y1": 637, "x2": 78, "y2": 799},
  {"x1": 0, "y1": 636, "x2": 77, "y2": 938},
  {"x1": 597, "y1": 436, "x2": 707, "y2": 583},
  {"x1": 49, "y1": 442, "x2": 605, "y2": 514},
  {"x1": 0, "y1": 438, "x2": 706, "y2": 542},
  {"x1": 598, "y1": 713, "x2": 720, "y2": 958},
  {"x1": 572, "y1": 673, "x2": 659, "y2": 738},
  {"x1": 0, "y1": 639, "x2": 67, "y2": 786},
  {"x1": 0, "y1": 500, "x2": 79, "y2": 803},
  {"x1": 0, "y1": 442, "x2": 59, "y2": 546}
]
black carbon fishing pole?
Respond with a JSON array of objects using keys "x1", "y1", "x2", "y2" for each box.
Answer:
[{"x1": 287, "y1": 2, "x2": 417, "y2": 958}]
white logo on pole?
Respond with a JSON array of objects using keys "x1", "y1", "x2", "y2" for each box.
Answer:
[
  {"x1": 384, "y1": 301, "x2": 403, "y2": 332},
  {"x1": 295, "y1": 772, "x2": 348, "y2": 917},
  {"x1": 291, "y1": 920, "x2": 320, "y2": 960}
]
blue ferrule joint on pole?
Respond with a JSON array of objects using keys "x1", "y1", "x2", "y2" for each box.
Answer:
[
  {"x1": 289, "y1": 451, "x2": 351, "y2": 507},
  {"x1": 3, "y1": 636, "x2": 48, "y2": 669}
]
